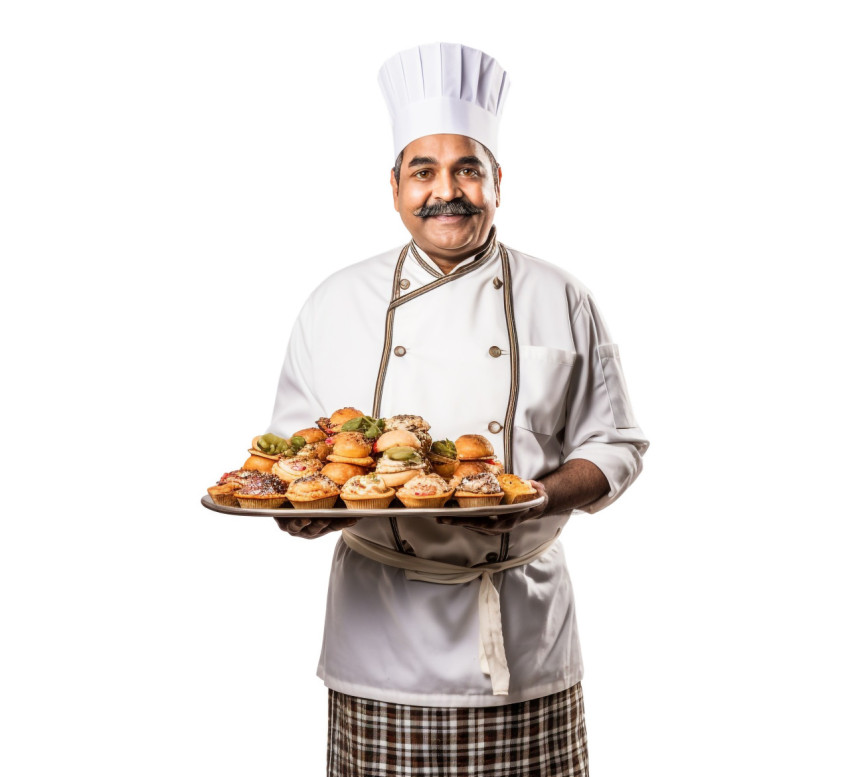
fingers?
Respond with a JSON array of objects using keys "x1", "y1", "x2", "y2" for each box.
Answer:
[{"x1": 274, "y1": 516, "x2": 359, "y2": 538}]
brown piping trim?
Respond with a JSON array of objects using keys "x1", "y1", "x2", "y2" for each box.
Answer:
[
  {"x1": 372, "y1": 245, "x2": 410, "y2": 554},
  {"x1": 372, "y1": 246, "x2": 408, "y2": 418},
  {"x1": 408, "y1": 242, "x2": 443, "y2": 279},
  {"x1": 389, "y1": 229, "x2": 499, "y2": 312},
  {"x1": 497, "y1": 243, "x2": 520, "y2": 561}
]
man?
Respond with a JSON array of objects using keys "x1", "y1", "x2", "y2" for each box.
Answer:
[{"x1": 269, "y1": 43, "x2": 648, "y2": 776}]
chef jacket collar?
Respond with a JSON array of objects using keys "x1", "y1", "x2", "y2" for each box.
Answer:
[{"x1": 410, "y1": 227, "x2": 500, "y2": 277}]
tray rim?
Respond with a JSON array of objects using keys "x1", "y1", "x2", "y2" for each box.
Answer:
[{"x1": 200, "y1": 493, "x2": 544, "y2": 519}]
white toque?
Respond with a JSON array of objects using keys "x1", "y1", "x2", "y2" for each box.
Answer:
[{"x1": 378, "y1": 42, "x2": 510, "y2": 158}]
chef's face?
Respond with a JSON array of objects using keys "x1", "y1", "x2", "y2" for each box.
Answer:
[{"x1": 391, "y1": 134, "x2": 501, "y2": 266}]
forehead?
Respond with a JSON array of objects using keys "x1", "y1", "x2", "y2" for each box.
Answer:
[{"x1": 402, "y1": 133, "x2": 487, "y2": 164}]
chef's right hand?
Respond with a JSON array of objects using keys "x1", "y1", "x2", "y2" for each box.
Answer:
[{"x1": 274, "y1": 515, "x2": 359, "y2": 539}]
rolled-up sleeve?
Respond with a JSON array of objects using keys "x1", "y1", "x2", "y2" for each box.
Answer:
[{"x1": 562, "y1": 293, "x2": 649, "y2": 513}]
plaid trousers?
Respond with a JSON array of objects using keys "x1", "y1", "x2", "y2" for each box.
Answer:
[{"x1": 327, "y1": 682, "x2": 588, "y2": 776}]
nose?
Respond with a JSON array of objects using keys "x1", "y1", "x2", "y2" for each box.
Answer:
[{"x1": 432, "y1": 168, "x2": 461, "y2": 201}]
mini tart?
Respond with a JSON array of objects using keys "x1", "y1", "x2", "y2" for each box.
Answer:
[
  {"x1": 207, "y1": 482, "x2": 241, "y2": 507},
  {"x1": 272, "y1": 456, "x2": 323, "y2": 483},
  {"x1": 233, "y1": 473, "x2": 288, "y2": 509},
  {"x1": 498, "y1": 474, "x2": 538, "y2": 505},
  {"x1": 453, "y1": 490, "x2": 504, "y2": 508},
  {"x1": 286, "y1": 473, "x2": 340, "y2": 510},
  {"x1": 340, "y1": 474, "x2": 396, "y2": 510},
  {"x1": 453, "y1": 472, "x2": 504, "y2": 508},
  {"x1": 234, "y1": 491, "x2": 288, "y2": 509},
  {"x1": 395, "y1": 474, "x2": 454, "y2": 509}
]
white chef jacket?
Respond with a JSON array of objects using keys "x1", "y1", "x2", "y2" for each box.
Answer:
[{"x1": 269, "y1": 233, "x2": 649, "y2": 707}]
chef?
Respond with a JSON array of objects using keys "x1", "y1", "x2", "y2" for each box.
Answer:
[{"x1": 269, "y1": 42, "x2": 649, "y2": 777}]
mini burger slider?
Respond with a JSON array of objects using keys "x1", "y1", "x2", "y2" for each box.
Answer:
[
  {"x1": 453, "y1": 434, "x2": 504, "y2": 477},
  {"x1": 383, "y1": 414, "x2": 432, "y2": 450},
  {"x1": 326, "y1": 431, "x2": 375, "y2": 467},
  {"x1": 316, "y1": 407, "x2": 365, "y2": 436},
  {"x1": 374, "y1": 429, "x2": 426, "y2": 487}
]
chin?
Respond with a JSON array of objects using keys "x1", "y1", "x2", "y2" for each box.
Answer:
[{"x1": 420, "y1": 223, "x2": 484, "y2": 253}]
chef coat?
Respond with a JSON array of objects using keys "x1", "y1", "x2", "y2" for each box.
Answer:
[{"x1": 269, "y1": 232, "x2": 649, "y2": 706}]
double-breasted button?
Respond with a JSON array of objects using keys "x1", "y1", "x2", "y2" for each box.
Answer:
[
  {"x1": 489, "y1": 346, "x2": 505, "y2": 358},
  {"x1": 493, "y1": 277, "x2": 504, "y2": 289},
  {"x1": 485, "y1": 552, "x2": 499, "y2": 563},
  {"x1": 393, "y1": 346, "x2": 407, "y2": 357},
  {"x1": 488, "y1": 421, "x2": 503, "y2": 434},
  {"x1": 399, "y1": 279, "x2": 411, "y2": 290}
]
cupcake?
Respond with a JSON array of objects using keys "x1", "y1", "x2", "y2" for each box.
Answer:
[
  {"x1": 233, "y1": 471, "x2": 289, "y2": 509},
  {"x1": 453, "y1": 472, "x2": 504, "y2": 508},
  {"x1": 340, "y1": 473, "x2": 396, "y2": 510},
  {"x1": 497, "y1": 474, "x2": 538, "y2": 505},
  {"x1": 286, "y1": 473, "x2": 341, "y2": 510},
  {"x1": 395, "y1": 473, "x2": 454, "y2": 509}
]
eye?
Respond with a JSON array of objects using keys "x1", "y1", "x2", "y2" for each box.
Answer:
[
  {"x1": 413, "y1": 170, "x2": 432, "y2": 179},
  {"x1": 458, "y1": 168, "x2": 479, "y2": 177}
]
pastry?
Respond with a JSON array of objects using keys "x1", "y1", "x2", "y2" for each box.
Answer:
[
  {"x1": 497, "y1": 474, "x2": 538, "y2": 505},
  {"x1": 340, "y1": 473, "x2": 396, "y2": 509},
  {"x1": 286, "y1": 473, "x2": 341, "y2": 510},
  {"x1": 453, "y1": 472, "x2": 504, "y2": 508},
  {"x1": 321, "y1": 461, "x2": 371, "y2": 486},
  {"x1": 272, "y1": 456, "x2": 323, "y2": 482},
  {"x1": 395, "y1": 472, "x2": 454, "y2": 509},
  {"x1": 233, "y1": 471, "x2": 289, "y2": 509}
]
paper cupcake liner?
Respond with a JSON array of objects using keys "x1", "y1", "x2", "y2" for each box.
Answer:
[
  {"x1": 209, "y1": 492, "x2": 240, "y2": 508},
  {"x1": 396, "y1": 491, "x2": 454, "y2": 509},
  {"x1": 453, "y1": 492, "x2": 504, "y2": 508},
  {"x1": 501, "y1": 491, "x2": 538, "y2": 505},
  {"x1": 341, "y1": 492, "x2": 396, "y2": 510},
  {"x1": 235, "y1": 495, "x2": 287, "y2": 509},
  {"x1": 287, "y1": 494, "x2": 339, "y2": 510}
]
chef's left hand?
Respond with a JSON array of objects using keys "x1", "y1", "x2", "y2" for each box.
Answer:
[{"x1": 435, "y1": 481, "x2": 548, "y2": 535}]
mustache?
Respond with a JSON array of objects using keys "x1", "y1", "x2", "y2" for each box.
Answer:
[{"x1": 413, "y1": 199, "x2": 484, "y2": 218}]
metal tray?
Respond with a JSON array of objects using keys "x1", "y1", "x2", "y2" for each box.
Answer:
[{"x1": 200, "y1": 493, "x2": 544, "y2": 519}]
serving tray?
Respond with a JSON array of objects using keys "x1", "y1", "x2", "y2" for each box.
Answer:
[{"x1": 200, "y1": 494, "x2": 544, "y2": 519}]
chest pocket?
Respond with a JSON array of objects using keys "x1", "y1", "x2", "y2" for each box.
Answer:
[{"x1": 515, "y1": 345, "x2": 576, "y2": 436}]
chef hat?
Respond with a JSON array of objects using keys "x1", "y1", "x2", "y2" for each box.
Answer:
[{"x1": 378, "y1": 42, "x2": 510, "y2": 158}]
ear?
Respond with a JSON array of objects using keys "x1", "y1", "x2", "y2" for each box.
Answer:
[
  {"x1": 390, "y1": 168, "x2": 400, "y2": 212},
  {"x1": 495, "y1": 165, "x2": 502, "y2": 208}
]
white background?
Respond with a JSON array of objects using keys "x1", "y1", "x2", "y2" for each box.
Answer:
[{"x1": 2, "y1": 1, "x2": 848, "y2": 775}]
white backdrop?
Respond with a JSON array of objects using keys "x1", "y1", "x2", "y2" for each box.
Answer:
[{"x1": 2, "y1": 1, "x2": 848, "y2": 775}]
